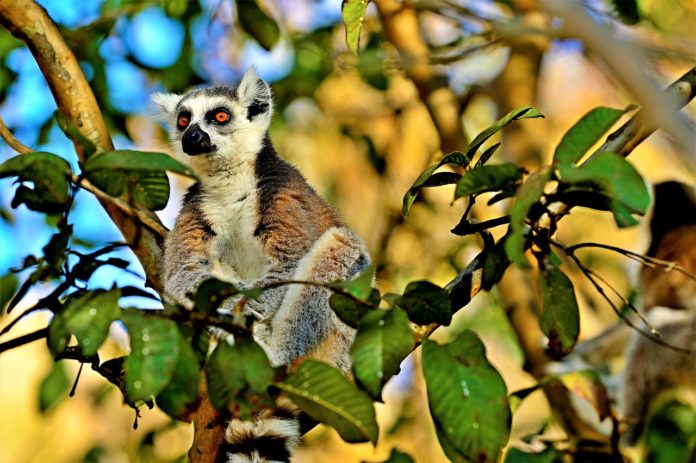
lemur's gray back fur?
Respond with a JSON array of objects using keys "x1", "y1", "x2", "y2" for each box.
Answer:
[{"x1": 154, "y1": 69, "x2": 370, "y2": 462}]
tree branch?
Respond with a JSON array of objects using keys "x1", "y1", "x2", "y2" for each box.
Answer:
[
  {"x1": 0, "y1": 0, "x2": 167, "y2": 294},
  {"x1": 0, "y1": 327, "x2": 47, "y2": 354}
]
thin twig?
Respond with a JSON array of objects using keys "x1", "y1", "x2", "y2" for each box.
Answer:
[
  {"x1": 565, "y1": 242, "x2": 696, "y2": 281},
  {"x1": 0, "y1": 327, "x2": 48, "y2": 354},
  {"x1": 0, "y1": 116, "x2": 32, "y2": 154}
]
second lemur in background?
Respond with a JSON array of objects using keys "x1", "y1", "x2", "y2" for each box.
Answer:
[{"x1": 153, "y1": 69, "x2": 371, "y2": 462}]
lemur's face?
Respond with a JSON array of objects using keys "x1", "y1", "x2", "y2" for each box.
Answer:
[{"x1": 152, "y1": 69, "x2": 272, "y2": 173}]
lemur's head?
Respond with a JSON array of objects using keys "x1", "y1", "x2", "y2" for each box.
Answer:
[{"x1": 152, "y1": 68, "x2": 272, "y2": 174}]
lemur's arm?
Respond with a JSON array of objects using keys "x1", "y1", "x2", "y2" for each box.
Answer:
[
  {"x1": 259, "y1": 227, "x2": 370, "y2": 371},
  {"x1": 164, "y1": 197, "x2": 214, "y2": 309}
]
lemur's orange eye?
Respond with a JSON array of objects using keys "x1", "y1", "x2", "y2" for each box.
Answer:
[
  {"x1": 177, "y1": 115, "x2": 189, "y2": 128},
  {"x1": 214, "y1": 111, "x2": 230, "y2": 123}
]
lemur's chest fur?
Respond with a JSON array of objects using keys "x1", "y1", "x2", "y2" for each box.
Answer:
[{"x1": 200, "y1": 163, "x2": 269, "y2": 285}]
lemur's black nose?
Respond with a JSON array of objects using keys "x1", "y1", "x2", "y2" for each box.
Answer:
[{"x1": 182, "y1": 124, "x2": 216, "y2": 155}]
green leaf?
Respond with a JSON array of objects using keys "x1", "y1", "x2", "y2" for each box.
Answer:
[
  {"x1": 237, "y1": 0, "x2": 280, "y2": 51},
  {"x1": 481, "y1": 238, "x2": 511, "y2": 291},
  {"x1": 0, "y1": 152, "x2": 71, "y2": 213},
  {"x1": 504, "y1": 169, "x2": 551, "y2": 268},
  {"x1": 422, "y1": 331, "x2": 510, "y2": 462},
  {"x1": 84, "y1": 150, "x2": 195, "y2": 177},
  {"x1": 403, "y1": 151, "x2": 472, "y2": 216},
  {"x1": 557, "y1": 151, "x2": 649, "y2": 227},
  {"x1": 505, "y1": 446, "x2": 564, "y2": 463},
  {"x1": 48, "y1": 289, "x2": 121, "y2": 356},
  {"x1": 156, "y1": 335, "x2": 201, "y2": 420},
  {"x1": 278, "y1": 360, "x2": 378, "y2": 444},
  {"x1": 537, "y1": 257, "x2": 580, "y2": 357},
  {"x1": 121, "y1": 310, "x2": 181, "y2": 402},
  {"x1": 342, "y1": 0, "x2": 370, "y2": 55},
  {"x1": 192, "y1": 278, "x2": 238, "y2": 312},
  {"x1": 329, "y1": 288, "x2": 380, "y2": 329},
  {"x1": 466, "y1": 107, "x2": 543, "y2": 161},
  {"x1": 39, "y1": 360, "x2": 70, "y2": 413},
  {"x1": 474, "y1": 142, "x2": 501, "y2": 168},
  {"x1": 351, "y1": 307, "x2": 414, "y2": 398},
  {"x1": 395, "y1": 281, "x2": 451, "y2": 326},
  {"x1": 43, "y1": 225, "x2": 72, "y2": 268},
  {"x1": 383, "y1": 448, "x2": 415, "y2": 463},
  {"x1": 1, "y1": 273, "x2": 18, "y2": 310},
  {"x1": 206, "y1": 338, "x2": 274, "y2": 411},
  {"x1": 54, "y1": 110, "x2": 97, "y2": 158},
  {"x1": 331, "y1": 264, "x2": 375, "y2": 300},
  {"x1": 454, "y1": 164, "x2": 523, "y2": 199},
  {"x1": 644, "y1": 400, "x2": 696, "y2": 463},
  {"x1": 553, "y1": 106, "x2": 629, "y2": 166}
]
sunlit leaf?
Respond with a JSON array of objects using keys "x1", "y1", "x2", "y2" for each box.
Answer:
[
  {"x1": 278, "y1": 360, "x2": 378, "y2": 444},
  {"x1": 48, "y1": 289, "x2": 121, "y2": 356},
  {"x1": 537, "y1": 257, "x2": 579, "y2": 357},
  {"x1": 454, "y1": 164, "x2": 523, "y2": 199},
  {"x1": 156, "y1": 335, "x2": 201, "y2": 420},
  {"x1": 422, "y1": 331, "x2": 510, "y2": 462},
  {"x1": 556, "y1": 370, "x2": 610, "y2": 421},
  {"x1": 553, "y1": 106, "x2": 629, "y2": 166},
  {"x1": 122, "y1": 309, "x2": 181, "y2": 402},
  {"x1": 39, "y1": 360, "x2": 70, "y2": 413},
  {"x1": 475, "y1": 142, "x2": 501, "y2": 168},
  {"x1": 84, "y1": 150, "x2": 195, "y2": 177},
  {"x1": 331, "y1": 264, "x2": 375, "y2": 300},
  {"x1": 557, "y1": 151, "x2": 649, "y2": 227},
  {"x1": 342, "y1": 0, "x2": 370, "y2": 55},
  {"x1": 504, "y1": 169, "x2": 551, "y2": 268},
  {"x1": 403, "y1": 151, "x2": 472, "y2": 216},
  {"x1": 466, "y1": 107, "x2": 543, "y2": 161},
  {"x1": 351, "y1": 307, "x2": 414, "y2": 398},
  {"x1": 395, "y1": 281, "x2": 451, "y2": 326}
]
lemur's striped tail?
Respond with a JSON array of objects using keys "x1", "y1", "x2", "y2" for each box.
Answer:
[{"x1": 219, "y1": 400, "x2": 301, "y2": 463}]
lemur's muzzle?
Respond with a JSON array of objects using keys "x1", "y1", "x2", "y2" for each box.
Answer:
[{"x1": 182, "y1": 124, "x2": 216, "y2": 155}]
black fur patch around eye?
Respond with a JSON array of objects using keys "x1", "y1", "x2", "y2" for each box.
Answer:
[{"x1": 247, "y1": 98, "x2": 269, "y2": 120}]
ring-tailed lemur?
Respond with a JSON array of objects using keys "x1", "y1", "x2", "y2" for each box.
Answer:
[{"x1": 153, "y1": 69, "x2": 371, "y2": 462}]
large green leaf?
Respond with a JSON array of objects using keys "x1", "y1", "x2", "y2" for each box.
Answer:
[
  {"x1": 329, "y1": 288, "x2": 380, "y2": 329},
  {"x1": 237, "y1": 1, "x2": 280, "y2": 51},
  {"x1": 84, "y1": 150, "x2": 195, "y2": 177},
  {"x1": 121, "y1": 310, "x2": 181, "y2": 402},
  {"x1": 54, "y1": 110, "x2": 97, "y2": 158},
  {"x1": 39, "y1": 360, "x2": 70, "y2": 413},
  {"x1": 331, "y1": 264, "x2": 375, "y2": 300},
  {"x1": 0, "y1": 152, "x2": 71, "y2": 213},
  {"x1": 395, "y1": 281, "x2": 451, "y2": 326},
  {"x1": 465, "y1": 107, "x2": 543, "y2": 161},
  {"x1": 156, "y1": 335, "x2": 202, "y2": 420},
  {"x1": 644, "y1": 400, "x2": 696, "y2": 462},
  {"x1": 403, "y1": 152, "x2": 472, "y2": 216},
  {"x1": 383, "y1": 449, "x2": 415, "y2": 463},
  {"x1": 422, "y1": 331, "x2": 510, "y2": 462},
  {"x1": 537, "y1": 257, "x2": 580, "y2": 357},
  {"x1": 504, "y1": 169, "x2": 551, "y2": 268},
  {"x1": 342, "y1": 0, "x2": 370, "y2": 55},
  {"x1": 553, "y1": 106, "x2": 629, "y2": 166},
  {"x1": 206, "y1": 338, "x2": 274, "y2": 411},
  {"x1": 351, "y1": 307, "x2": 414, "y2": 399},
  {"x1": 278, "y1": 360, "x2": 378, "y2": 444},
  {"x1": 557, "y1": 151, "x2": 649, "y2": 227},
  {"x1": 454, "y1": 164, "x2": 523, "y2": 199},
  {"x1": 48, "y1": 289, "x2": 121, "y2": 356}
]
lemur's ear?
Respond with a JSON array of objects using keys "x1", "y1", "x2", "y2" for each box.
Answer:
[
  {"x1": 151, "y1": 92, "x2": 181, "y2": 121},
  {"x1": 236, "y1": 68, "x2": 272, "y2": 121}
]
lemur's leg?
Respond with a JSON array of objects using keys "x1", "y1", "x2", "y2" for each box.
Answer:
[
  {"x1": 163, "y1": 204, "x2": 214, "y2": 309},
  {"x1": 254, "y1": 227, "x2": 370, "y2": 372}
]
